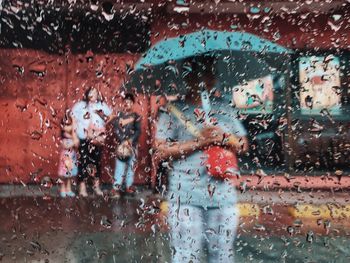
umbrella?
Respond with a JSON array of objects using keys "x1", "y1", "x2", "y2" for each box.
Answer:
[{"x1": 126, "y1": 29, "x2": 292, "y2": 95}]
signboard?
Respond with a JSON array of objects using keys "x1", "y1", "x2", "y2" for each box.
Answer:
[
  {"x1": 299, "y1": 55, "x2": 341, "y2": 115},
  {"x1": 232, "y1": 75, "x2": 274, "y2": 114}
]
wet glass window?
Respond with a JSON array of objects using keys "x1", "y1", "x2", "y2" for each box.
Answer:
[{"x1": 1, "y1": 1, "x2": 350, "y2": 263}]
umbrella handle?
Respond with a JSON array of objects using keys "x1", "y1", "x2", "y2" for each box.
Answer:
[
  {"x1": 167, "y1": 103, "x2": 240, "y2": 148},
  {"x1": 226, "y1": 134, "x2": 240, "y2": 148},
  {"x1": 166, "y1": 103, "x2": 201, "y2": 137}
]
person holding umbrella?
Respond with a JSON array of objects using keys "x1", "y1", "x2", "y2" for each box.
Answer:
[
  {"x1": 127, "y1": 29, "x2": 289, "y2": 262},
  {"x1": 155, "y1": 57, "x2": 248, "y2": 262}
]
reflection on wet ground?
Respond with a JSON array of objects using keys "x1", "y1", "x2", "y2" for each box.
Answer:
[{"x1": 1, "y1": 195, "x2": 350, "y2": 262}]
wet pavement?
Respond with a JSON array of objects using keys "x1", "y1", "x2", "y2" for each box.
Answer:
[{"x1": 1, "y1": 192, "x2": 350, "y2": 262}]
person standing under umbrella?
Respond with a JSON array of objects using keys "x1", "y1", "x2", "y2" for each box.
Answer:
[{"x1": 155, "y1": 58, "x2": 248, "y2": 263}]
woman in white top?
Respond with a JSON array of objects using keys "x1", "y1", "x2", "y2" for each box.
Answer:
[{"x1": 71, "y1": 87, "x2": 112, "y2": 197}]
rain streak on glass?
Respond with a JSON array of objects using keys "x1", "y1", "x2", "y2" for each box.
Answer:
[{"x1": 0, "y1": 0, "x2": 349, "y2": 262}]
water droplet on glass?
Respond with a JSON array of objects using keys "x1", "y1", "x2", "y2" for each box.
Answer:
[{"x1": 306, "y1": 230, "x2": 314, "y2": 243}]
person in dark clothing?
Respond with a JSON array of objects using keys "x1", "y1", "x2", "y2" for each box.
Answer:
[
  {"x1": 113, "y1": 93, "x2": 141, "y2": 196},
  {"x1": 113, "y1": 99, "x2": 140, "y2": 149},
  {"x1": 97, "y1": 93, "x2": 141, "y2": 197}
]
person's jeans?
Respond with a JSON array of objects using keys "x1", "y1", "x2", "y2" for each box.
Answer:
[
  {"x1": 114, "y1": 154, "x2": 136, "y2": 188},
  {"x1": 167, "y1": 203, "x2": 239, "y2": 263}
]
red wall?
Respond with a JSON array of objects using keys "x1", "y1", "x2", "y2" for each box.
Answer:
[
  {"x1": 1, "y1": 10, "x2": 349, "y2": 184},
  {"x1": 0, "y1": 50, "x2": 151, "y2": 184}
]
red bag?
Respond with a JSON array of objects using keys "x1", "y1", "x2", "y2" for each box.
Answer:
[
  {"x1": 205, "y1": 146, "x2": 239, "y2": 179},
  {"x1": 167, "y1": 103, "x2": 240, "y2": 179}
]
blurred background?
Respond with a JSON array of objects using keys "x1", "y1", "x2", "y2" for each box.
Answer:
[
  {"x1": 0, "y1": 1, "x2": 350, "y2": 262},
  {"x1": 1, "y1": 0, "x2": 349, "y2": 187}
]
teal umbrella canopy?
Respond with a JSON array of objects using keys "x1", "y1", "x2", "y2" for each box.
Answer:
[
  {"x1": 135, "y1": 30, "x2": 291, "y2": 70},
  {"x1": 127, "y1": 30, "x2": 292, "y2": 95}
]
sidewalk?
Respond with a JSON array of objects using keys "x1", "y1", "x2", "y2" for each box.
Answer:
[
  {"x1": 0, "y1": 184, "x2": 350, "y2": 219},
  {"x1": 0, "y1": 187, "x2": 350, "y2": 263},
  {"x1": 1, "y1": 184, "x2": 349, "y2": 204}
]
